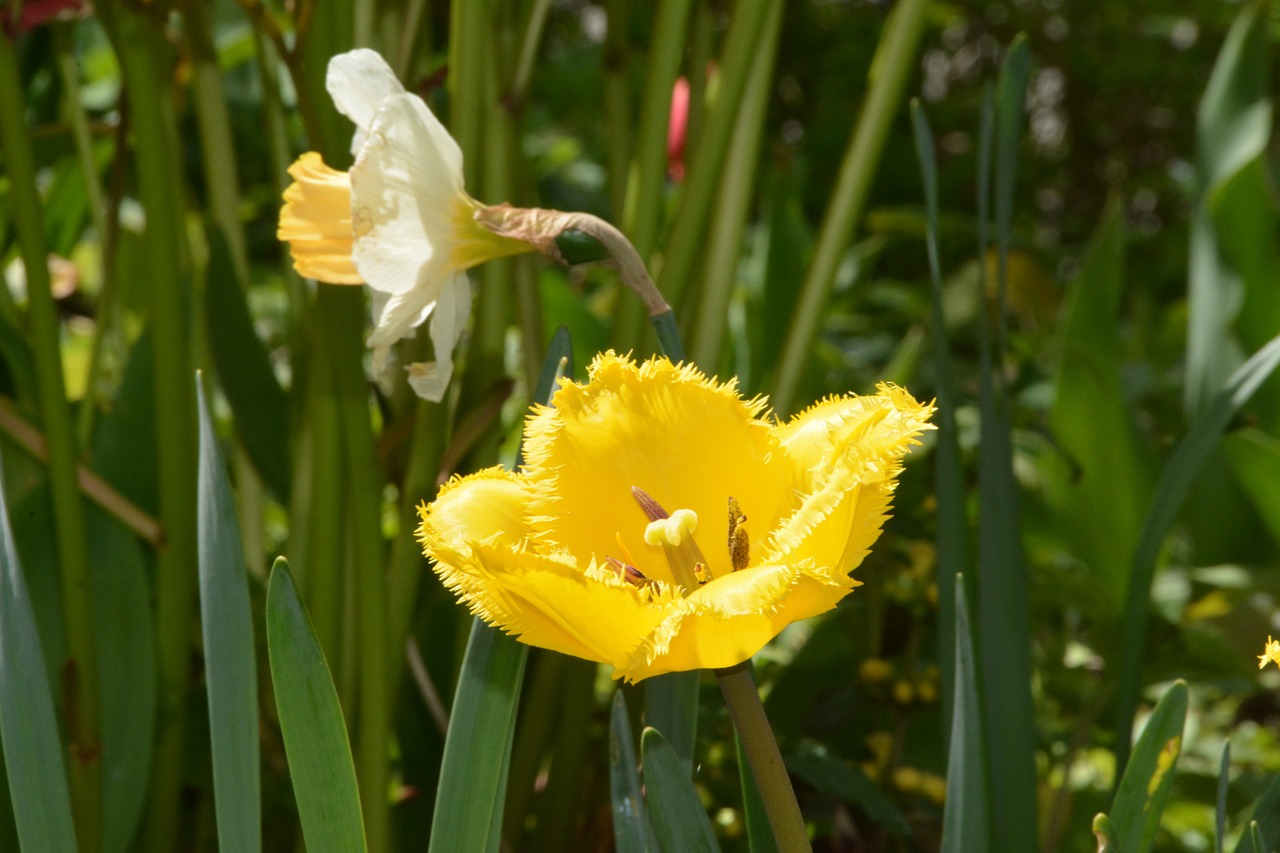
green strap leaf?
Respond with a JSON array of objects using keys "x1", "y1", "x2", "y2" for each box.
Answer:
[
  {"x1": 266, "y1": 559, "x2": 366, "y2": 852},
  {"x1": 641, "y1": 727, "x2": 721, "y2": 853},
  {"x1": 1108, "y1": 681, "x2": 1187, "y2": 853},
  {"x1": 428, "y1": 327, "x2": 572, "y2": 853},
  {"x1": 1216, "y1": 742, "x2": 1230, "y2": 853},
  {"x1": 609, "y1": 691, "x2": 650, "y2": 853},
  {"x1": 975, "y1": 46, "x2": 1038, "y2": 851},
  {"x1": 910, "y1": 99, "x2": 971, "y2": 729},
  {"x1": 196, "y1": 373, "x2": 261, "y2": 852},
  {"x1": 428, "y1": 622, "x2": 528, "y2": 853},
  {"x1": 1233, "y1": 773, "x2": 1280, "y2": 853},
  {"x1": 1114, "y1": 332, "x2": 1280, "y2": 772},
  {"x1": 0, "y1": 452, "x2": 78, "y2": 853},
  {"x1": 941, "y1": 575, "x2": 989, "y2": 853},
  {"x1": 204, "y1": 228, "x2": 291, "y2": 500},
  {"x1": 1093, "y1": 814, "x2": 1123, "y2": 853}
]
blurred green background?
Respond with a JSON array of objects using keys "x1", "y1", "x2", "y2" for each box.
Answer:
[{"x1": 1, "y1": 1, "x2": 1279, "y2": 851}]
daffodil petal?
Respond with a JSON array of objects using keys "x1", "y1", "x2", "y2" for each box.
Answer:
[
  {"x1": 523, "y1": 353, "x2": 790, "y2": 582},
  {"x1": 367, "y1": 286, "x2": 435, "y2": 378},
  {"x1": 326, "y1": 48, "x2": 406, "y2": 142},
  {"x1": 407, "y1": 272, "x2": 471, "y2": 402},
  {"x1": 350, "y1": 93, "x2": 461, "y2": 296}
]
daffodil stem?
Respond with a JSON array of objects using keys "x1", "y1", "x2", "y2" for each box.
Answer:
[{"x1": 716, "y1": 663, "x2": 811, "y2": 853}]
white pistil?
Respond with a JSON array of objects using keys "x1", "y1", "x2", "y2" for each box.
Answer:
[{"x1": 644, "y1": 509, "x2": 698, "y2": 547}]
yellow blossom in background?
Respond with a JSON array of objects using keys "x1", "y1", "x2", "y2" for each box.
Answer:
[
  {"x1": 1259, "y1": 635, "x2": 1280, "y2": 670},
  {"x1": 277, "y1": 49, "x2": 531, "y2": 401},
  {"x1": 417, "y1": 353, "x2": 934, "y2": 681}
]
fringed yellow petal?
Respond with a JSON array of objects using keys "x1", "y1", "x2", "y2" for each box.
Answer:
[
  {"x1": 417, "y1": 467, "x2": 531, "y2": 549},
  {"x1": 427, "y1": 536, "x2": 676, "y2": 667},
  {"x1": 776, "y1": 383, "x2": 935, "y2": 490},
  {"x1": 763, "y1": 384, "x2": 933, "y2": 583},
  {"x1": 522, "y1": 352, "x2": 790, "y2": 583},
  {"x1": 277, "y1": 153, "x2": 363, "y2": 284},
  {"x1": 618, "y1": 564, "x2": 811, "y2": 681}
]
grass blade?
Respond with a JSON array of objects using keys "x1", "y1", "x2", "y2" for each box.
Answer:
[
  {"x1": 941, "y1": 575, "x2": 988, "y2": 853},
  {"x1": 993, "y1": 35, "x2": 1030, "y2": 357},
  {"x1": 428, "y1": 329, "x2": 571, "y2": 852},
  {"x1": 973, "y1": 42, "x2": 1038, "y2": 853},
  {"x1": 266, "y1": 559, "x2": 366, "y2": 852},
  {"x1": 770, "y1": 0, "x2": 930, "y2": 413},
  {"x1": 88, "y1": 508, "x2": 155, "y2": 853},
  {"x1": 428, "y1": 622, "x2": 528, "y2": 853},
  {"x1": 1216, "y1": 742, "x2": 1229, "y2": 853},
  {"x1": 1186, "y1": 1, "x2": 1271, "y2": 414},
  {"x1": 1113, "y1": 333, "x2": 1280, "y2": 773},
  {"x1": 910, "y1": 100, "x2": 971, "y2": 728},
  {"x1": 1108, "y1": 681, "x2": 1186, "y2": 853},
  {"x1": 0, "y1": 451, "x2": 78, "y2": 853},
  {"x1": 1093, "y1": 814, "x2": 1123, "y2": 853},
  {"x1": 609, "y1": 691, "x2": 649, "y2": 853},
  {"x1": 642, "y1": 727, "x2": 721, "y2": 853},
  {"x1": 1232, "y1": 772, "x2": 1280, "y2": 853},
  {"x1": 204, "y1": 229, "x2": 290, "y2": 500},
  {"x1": 196, "y1": 373, "x2": 261, "y2": 852}
]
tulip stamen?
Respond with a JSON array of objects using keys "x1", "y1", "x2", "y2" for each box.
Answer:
[
  {"x1": 631, "y1": 486, "x2": 669, "y2": 521},
  {"x1": 728, "y1": 497, "x2": 750, "y2": 571},
  {"x1": 605, "y1": 556, "x2": 655, "y2": 588},
  {"x1": 631, "y1": 486, "x2": 709, "y2": 593}
]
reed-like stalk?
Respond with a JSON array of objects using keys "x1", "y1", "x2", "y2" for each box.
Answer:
[
  {"x1": 769, "y1": 0, "x2": 929, "y2": 415},
  {"x1": 0, "y1": 28, "x2": 101, "y2": 853},
  {"x1": 97, "y1": 7, "x2": 199, "y2": 850}
]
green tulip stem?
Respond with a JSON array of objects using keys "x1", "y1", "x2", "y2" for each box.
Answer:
[{"x1": 716, "y1": 663, "x2": 811, "y2": 853}]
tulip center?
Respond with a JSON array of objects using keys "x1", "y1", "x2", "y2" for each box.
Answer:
[{"x1": 620, "y1": 486, "x2": 750, "y2": 595}]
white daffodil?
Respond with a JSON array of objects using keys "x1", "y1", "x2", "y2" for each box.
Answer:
[{"x1": 278, "y1": 49, "x2": 531, "y2": 401}]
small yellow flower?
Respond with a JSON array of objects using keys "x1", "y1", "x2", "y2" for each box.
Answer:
[
  {"x1": 417, "y1": 353, "x2": 934, "y2": 681},
  {"x1": 277, "y1": 49, "x2": 531, "y2": 401},
  {"x1": 1259, "y1": 635, "x2": 1280, "y2": 670}
]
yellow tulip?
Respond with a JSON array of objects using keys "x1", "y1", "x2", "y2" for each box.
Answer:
[{"x1": 417, "y1": 353, "x2": 934, "y2": 681}]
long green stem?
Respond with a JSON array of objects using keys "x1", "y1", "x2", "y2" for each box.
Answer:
[
  {"x1": 717, "y1": 664, "x2": 810, "y2": 853},
  {"x1": 601, "y1": 0, "x2": 633, "y2": 220},
  {"x1": 655, "y1": 2, "x2": 772, "y2": 328},
  {"x1": 0, "y1": 28, "x2": 101, "y2": 853},
  {"x1": 687, "y1": 0, "x2": 782, "y2": 368},
  {"x1": 612, "y1": 0, "x2": 691, "y2": 348},
  {"x1": 98, "y1": 7, "x2": 198, "y2": 851},
  {"x1": 769, "y1": 0, "x2": 929, "y2": 414}
]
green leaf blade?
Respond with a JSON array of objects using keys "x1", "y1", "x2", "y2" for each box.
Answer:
[
  {"x1": 608, "y1": 691, "x2": 649, "y2": 853},
  {"x1": 941, "y1": 575, "x2": 988, "y2": 853},
  {"x1": 428, "y1": 622, "x2": 528, "y2": 853},
  {"x1": 266, "y1": 559, "x2": 366, "y2": 853},
  {"x1": 196, "y1": 373, "x2": 261, "y2": 853},
  {"x1": 1109, "y1": 681, "x2": 1187, "y2": 853},
  {"x1": 641, "y1": 727, "x2": 721, "y2": 853},
  {"x1": 0, "y1": 452, "x2": 78, "y2": 853}
]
